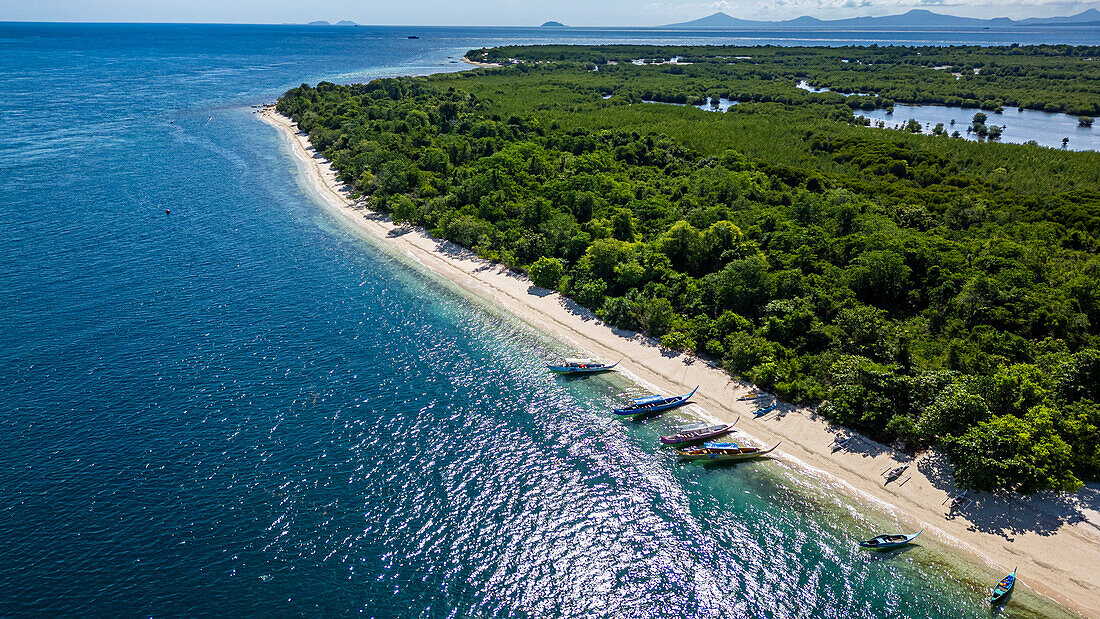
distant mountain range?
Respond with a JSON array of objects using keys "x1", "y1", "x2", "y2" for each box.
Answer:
[
  {"x1": 307, "y1": 20, "x2": 358, "y2": 26},
  {"x1": 660, "y1": 8, "x2": 1100, "y2": 29}
]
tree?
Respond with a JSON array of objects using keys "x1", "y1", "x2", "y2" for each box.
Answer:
[
  {"x1": 1080, "y1": 116, "x2": 1094, "y2": 127},
  {"x1": 705, "y1": 255, "x2": 772, "y2": 317},
  {"x1": 972, "y1": 112, "x2": 987, "y2": 125},
  {"x1": 846, "y1": 250, "x2": 910, "y2": 307},
  {"x1": 943, "y1": 407, "x2": 1082, "y2": 493},
  {"x1": 657, "y1": 220, "x2": 704, "y2": 273},
  {"x1": 610, "y1": 208, "x2": 637, "y2": 242},
  {"x1": 528, "y1": 256, "x2": 564, "y2": 289},
  {"x1": 917, "y1": 383, "x2": 991, "y2": 439}
]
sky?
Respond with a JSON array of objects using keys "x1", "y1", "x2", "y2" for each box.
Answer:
[{"x1": 1, "y1": 0, "x2": 1098, "y2": 26}]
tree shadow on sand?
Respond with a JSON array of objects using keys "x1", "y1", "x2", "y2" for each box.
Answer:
[
  {"x1": 917, "y1": 450, "x2": 1100, "y2": 539},
  {"x1": 526, "y1": 285, "x2": 552, "y2": 298}
]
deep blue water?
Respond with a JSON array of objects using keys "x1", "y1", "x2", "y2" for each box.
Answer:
[{"x1": 0, "y1": 23, "x2": 1088, "y2": 617}]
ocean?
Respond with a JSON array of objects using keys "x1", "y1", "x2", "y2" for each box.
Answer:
[{"x1": 0, "y1": 23, "x2": 1091, "y2": 617}]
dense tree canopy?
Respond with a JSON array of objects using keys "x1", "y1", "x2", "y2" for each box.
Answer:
[{"x1": 277, "y1": 45, "x2": 1100, "y2": 493}]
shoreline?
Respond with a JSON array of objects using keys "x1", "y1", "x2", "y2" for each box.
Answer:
[
  {"x1": 257, "y1": 105, "x2": 1100, "y2": 616},
  {"x1": 461, "y1": 56, "x2": 502, "y2": 67}
]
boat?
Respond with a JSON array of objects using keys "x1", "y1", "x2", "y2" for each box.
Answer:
[
  {"x1": 883, "y1": 464, "x2": 908, "y2": 483},
  {"x1": 753, "y1": 403, "x2": 777, "y2": 417},
  {"x1": 676, "y1": 442, "x2": 780, "y2": 462},
  {"x1": 612, "y1": 387, "x2": 697, "y2": 417},
  {"x1": 547, "y1": 358, "x2": 619, "y2": 375},
  {"x1": 943, "y1": 490, "x2": 972, "y2": 511},
  {"x1": 737, "y1": 392, "x2": 769, "y2": 401},
  {"x1": 831, "y1": 437, "x2": 852, "y2": 453},
  {"x1": 990, "y1": 568, "x2": 1017, "y2": 605},
  {"x1": 407, "y1": 35, "x2": 420, "y2": 39},
  {"x1": 659, "y1": 418, "x2": 737, "y2": 445},
  {"x1": 702, "y1": 442, "x2": 739, "y2": 449},
  {"x1": 858, "y1": 528, "x2": 923, "y2": 549}
]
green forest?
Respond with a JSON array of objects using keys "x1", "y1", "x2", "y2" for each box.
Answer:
[{"x1": 276, "y1": 44, "x2": 1100, "y2": 494}]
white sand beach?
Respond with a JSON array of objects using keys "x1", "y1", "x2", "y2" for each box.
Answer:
[{"x1": 259, "y1": 106, "x2": 1100, "y2": 616}]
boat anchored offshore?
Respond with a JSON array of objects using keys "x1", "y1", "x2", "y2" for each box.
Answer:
[
  {"x1": 612, "y1": 387, "x2": 697, "y2": 417},
  {"x1": 991, "y1": 568, "x2": 1017, "y2": 605},
  {"x1": 858, "y1": 528, "x2": 923, "y2": 549},
  {"x1": 547, "y1": 358, "x2": 619, "y2": 374},
  {"x1": 659, "y1": 418, "x2": 737, "y2": 446},
  {"x1": 676, "y1": 442, "x2": 780, "y2": 462}
]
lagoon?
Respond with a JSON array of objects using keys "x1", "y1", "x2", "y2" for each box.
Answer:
[{"x1": 857, "y1": 103, "x2": 1098, "y2": 150}]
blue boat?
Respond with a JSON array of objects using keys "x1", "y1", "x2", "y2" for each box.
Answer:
[
  {"x1": 547, "y1": 358, "x2": 619, "y2": 375},
  {"x1": 612, "y1": 386, "x2": 698, "y2": 417},
  {"x1": 754, "y1": 403, "x2": 778, "y2": 417},
  {"x1": 991, "y1": 567, "x2": 1017, "y2": 605},
  {"x1": 703, "y1": 441, "x2": 739, "y2": 449}
]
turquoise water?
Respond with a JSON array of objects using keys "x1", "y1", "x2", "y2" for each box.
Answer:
[{"x1": 0, "y1": 23, "x2": 1086, "y2": 617}]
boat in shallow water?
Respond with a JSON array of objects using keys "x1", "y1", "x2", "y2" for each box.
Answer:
[
  {"x1": 547, "y1": 358, "x2": 619, "y2": 374},
  {"x1": 991, "y1": 568, "x2": 1017, "y2": 605},
  {"x1": 676, "y1": 442, "x2": 780, "y2": 462},
  {"x1": 659, "y1": 419, "x2": 737, "y2": 445},
  {"x1": 858, "y1": 528, "x2": 922, "y2": 549},
  {"x1": 612, "y1": 386, "x2": 697, "y2": 417}
]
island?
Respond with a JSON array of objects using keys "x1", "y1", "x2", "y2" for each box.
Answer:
[
  {"x1": 660, "y1": 8, "x2": 1100, "y2": 28},
  {"x1": 265, "y1": 45, "x2": 1100, "y2": 613},
  {"x1": 540, "y1": 21, "x2": 568, "y2": 27}
]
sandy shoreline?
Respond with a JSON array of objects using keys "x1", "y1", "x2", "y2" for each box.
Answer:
[
  {"x1": 461, "y1": 56, "x2": 502, "y2": 68},
  {"x1": 257, "y1": 106, "x2": 1100, "y2": 616}
]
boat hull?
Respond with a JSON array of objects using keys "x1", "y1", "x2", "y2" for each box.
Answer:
[
  {"x1": 858, "y1": 530, "x2": 922, "y2": 549},
  {"x1": 613, "y1": 399, "x2": 689, "y2": 416},
  {"x1": 991, "y1": 570, "x2": 1016, "y2": 604},
  {"x1": 677, "y1": 443, "x2": 779, "y2": 462},
  {"x1": 613, "y1": 386, "x2": 697, "y2": 417},
  {"x1": 660, "y1": 423, "x2": 735, "y2": 445},
  {"x1": 547, "y1": 360, "x2": 618, "y2": 374}
]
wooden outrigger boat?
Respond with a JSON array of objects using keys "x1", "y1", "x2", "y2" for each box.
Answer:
[
  {"x1": 831, "y1": 437, "x2": 853, "y2": 453},
  {"x1": 613, "y1": 387, "x2": 697, "y2": 417},
  {"x1": 990, "y1": 567, "x2": 1017, "y2": 605},
  {"x1": 737, "y1": 392, "x2": 770, "y2": 401},
  {"x1": 547, "y1": 358, "x2": 619, "y2": 374},
  {"x1": 882, "y1": 464, "x2": 909, "y2": 484},
  {"x1": 676, "y1": 442, "x2": 780, "y2": 462},
  {"x1": 753, "y1": 403, "x2": 778, "y2": 417},
  {"x1": 943, "y1": 490, "x2": 973, "y2": 512},
  {"x1": 660, "y1": 418, "x2": 737, "y2": 446},
  {"x1": 858, "y1": 528, "x2": 923, "y2": 549}
]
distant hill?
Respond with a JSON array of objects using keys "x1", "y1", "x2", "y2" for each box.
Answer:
[
  {"x1": 335, "y1": 20, "x2": 358, "y2": 26},
  {"x1": 307, "y1": 20, "x2": 331, "y2": 25},
  {"x1": 660, "y1": 9, "x2": 1100, "y2": 29},
  {"x1": 540, "y1": 21, "x2": 567, "y2": 27},
  {"x1": 306, "y1": 20, "x2": 358, "y2": 26}
]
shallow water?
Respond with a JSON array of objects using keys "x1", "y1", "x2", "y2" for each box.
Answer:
[
  {"x1": 0, "y1": 22, "x2": 1086, "y2": 617},
  {"x1": 795, "y1": 80, "x2": 1098, "y2": 150},
  {"x1": 858, "y1": 103, "x2": 1098, "y2": 150}
]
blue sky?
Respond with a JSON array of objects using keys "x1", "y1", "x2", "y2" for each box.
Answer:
[{"x1": 2, "y1": 0, "x2": 1098, "y2": 25}]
